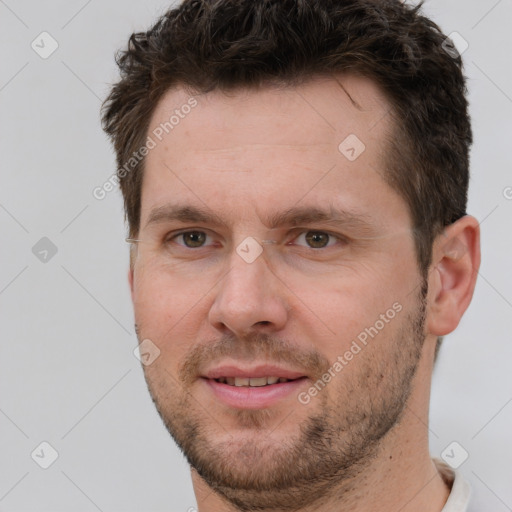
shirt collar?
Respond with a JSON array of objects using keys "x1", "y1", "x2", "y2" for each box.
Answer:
[{"x1": 433, "y1": 458, "x2": 472, "y2": 512}]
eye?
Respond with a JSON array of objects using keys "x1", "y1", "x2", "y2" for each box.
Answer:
[
  {"x1": 291, "y1": 231, "x2": 340, "y2": 249},
  {"x1": 168, "y1": 230, "x2": 214, "y2": 248}
]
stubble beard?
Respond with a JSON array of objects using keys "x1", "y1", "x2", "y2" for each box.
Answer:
[{"x1": 140, "y1": 284, "x2": 428, "y2": 511}]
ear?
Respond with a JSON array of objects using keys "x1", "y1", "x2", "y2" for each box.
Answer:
[{"x1": 426, "y1": 215, "x2": 481, "y2": 336}]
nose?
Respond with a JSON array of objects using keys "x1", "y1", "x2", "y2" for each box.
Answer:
[{"x1": 208, "y1": 249, "x2": 289, "y2": 336}]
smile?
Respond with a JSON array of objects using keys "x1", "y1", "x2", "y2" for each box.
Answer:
[{"x1": 213, "y1": 376, "x2": 297, "y2": 387}]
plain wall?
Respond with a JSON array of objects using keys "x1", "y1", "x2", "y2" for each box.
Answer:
[{"x1": 1, "y1": 0, "x2": 511, "y2": 510}]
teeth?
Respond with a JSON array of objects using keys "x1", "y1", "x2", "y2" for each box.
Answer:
[
  {"x1": 249, "y1": 377, "x2": 267, "y2": 387},
  {"x1": 215, "y1": 376, "x2": 289, "y2": 387}
]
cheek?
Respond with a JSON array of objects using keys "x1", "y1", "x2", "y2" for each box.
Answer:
[
  {"x1": 132, "y1": 265, "x2": 186, "y2": 336},
  {"x1": 132, "y1": 267, "x2": 211, "y2": 355},
  {"x1": 292, "y1": 266, "x2": 408, "y2": 355}
]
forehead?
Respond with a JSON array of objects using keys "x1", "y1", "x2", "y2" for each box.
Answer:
[
  {"x1": 148, "y1": 74, "x2": 391, "y2": 149},
  {"x1": 140, "y1": 74, "x2": 407, "y2": 231}
]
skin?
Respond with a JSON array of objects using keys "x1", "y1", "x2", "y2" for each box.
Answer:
[{"x1": 129, "y1": 75, "x2": 480, "y2": 512}]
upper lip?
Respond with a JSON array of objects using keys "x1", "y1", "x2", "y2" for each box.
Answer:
[{"x1": 202, "y1": 364, "x2": 307, "y2": 380}]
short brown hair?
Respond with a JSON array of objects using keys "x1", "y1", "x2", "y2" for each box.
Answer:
[{"x1": 102, "y1": 0, "x2": 471, "y2": 276}]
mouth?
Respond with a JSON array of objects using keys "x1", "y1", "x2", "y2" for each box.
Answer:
[
  {"x1": 200, "y1": 365, "x2": 309, "y2": 409},
  {"x1": 212, "y1": 376, "x2": 302, "y2": 387}
]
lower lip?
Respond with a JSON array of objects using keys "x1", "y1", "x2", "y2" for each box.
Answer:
[{"x1": 202, "y1": 377, "x2": 308, "y2": 409}]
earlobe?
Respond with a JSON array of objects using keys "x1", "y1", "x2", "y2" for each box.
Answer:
[{"x1": 426, "y1": 215, "x2": 481, "y2": 336}]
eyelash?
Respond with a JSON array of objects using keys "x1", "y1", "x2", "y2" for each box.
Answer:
[{"x1": 165, "y1": 229, "x2": 346, "y2": 250}]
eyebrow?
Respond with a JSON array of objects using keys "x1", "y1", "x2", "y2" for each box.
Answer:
[
  {"x1": 145, "y1": 204, "x2": 227, "y2": 229},
  {"x1": 144, "y1": 203, "x2": 376, "y2": 233}
]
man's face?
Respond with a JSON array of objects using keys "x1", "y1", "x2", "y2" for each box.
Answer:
[{"x1": 131, "y1": 76, "x2": 428, "y2": 510}]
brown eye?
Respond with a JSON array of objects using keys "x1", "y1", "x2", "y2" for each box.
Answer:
[
  {"x1": 304, "y1": 231, "x2": 331, "y2": 248},
  {"x1": 291, "y1": 230, "x2": 339, "y2": 249},
  {"x1": 178, "y1": 231, "x2": 207, "y2": 248}
]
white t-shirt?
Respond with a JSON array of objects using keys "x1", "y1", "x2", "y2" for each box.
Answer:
[{"x1": 434, "y1": 459, "x2": 473, "y2": 512}]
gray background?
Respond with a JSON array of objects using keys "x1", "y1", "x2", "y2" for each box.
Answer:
[{"x1": 1, "y1": 0, "x2": 511, "y2": 510}]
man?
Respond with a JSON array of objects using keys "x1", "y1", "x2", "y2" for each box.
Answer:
[{"x1": 102, "y1": 1, "x2": 480, "y2": 510}]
